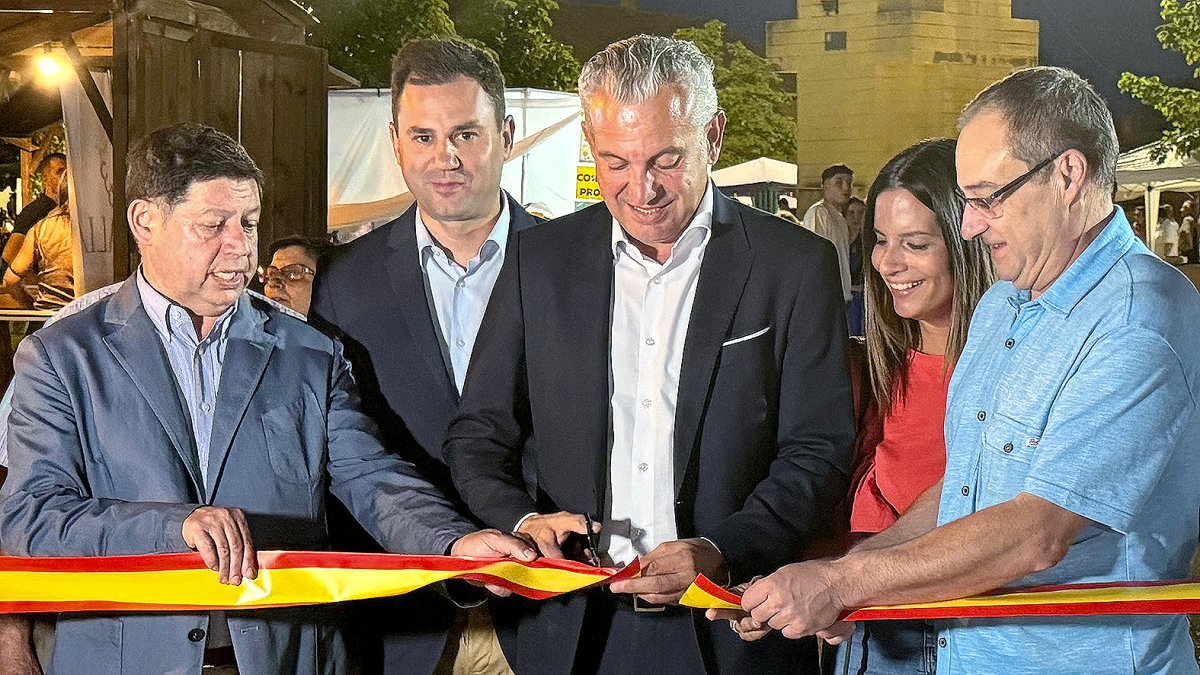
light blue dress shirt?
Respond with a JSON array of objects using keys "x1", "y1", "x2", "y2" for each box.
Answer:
[
  {"x1": 415, "y1": 197, "x2": 510, "y2": 394},
  {"x1": 136, "y1": 270, "x2": 235, "y2": 494},
  {"x1": 937, "y1": 209, "x2": 1200, "y2": 674}
]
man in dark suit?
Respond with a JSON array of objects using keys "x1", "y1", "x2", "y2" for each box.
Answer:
[
  {"x1": 444, "y1": 35, "x2": 855, "y2": 675},
  {"x1": 0, "y1": 122, "x2": 533, "y2": 675},
  {"x1": 312, "y1": 39, "x2": 538, "y2": 675}
]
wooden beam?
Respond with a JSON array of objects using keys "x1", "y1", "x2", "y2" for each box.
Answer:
[
  {"x1": 0, "y1": 11, "x2": 107, "y2": 57},
  {"x1": 60, "y1": 30, "x2": 113, "y2": 142},
  {"x1": 0, "y1": 1, "x2": 110, "y2": 10}
]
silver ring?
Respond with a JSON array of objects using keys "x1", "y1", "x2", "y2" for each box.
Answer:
[{"x1": 729, "y1": 620, "x2": 742, "y2": 634}]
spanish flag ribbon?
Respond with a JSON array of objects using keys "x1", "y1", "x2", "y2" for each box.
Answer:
[
  {"x1": 679, "y1": 574, "x2": 1200, "y2": 620},
  {"x1": 0, "y1": 551, "x2": 641, "y2": 614}
]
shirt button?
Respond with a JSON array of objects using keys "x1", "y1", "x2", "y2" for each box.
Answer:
[
  {"x1": 653, "y1": 277, "x2": 663, "y2": 285},
  {"x1": 200, "y1": 403, "x2": 211, "y2": 413},
  {"x1": 1004, "y1": 338, "x2": 1015, "y2": 349},
  {"x1": 1003, "y1": 442, "x2": 1014, "y2": 453},
  {"x1": 977, "y1": 411, "x2": 987, "y2": 422},
  {"x1": 938, "y1": 637, "x2": 947, "y2": 648},
  {"x1": 456, "y1": 279, "x2": 465, "y2": 288},
  {"x1": 638, "y1": 462, "x2": 648, "y2": 472},
  {"x1": 641, "y1": 399, "x2": 651, "y2": 408},
  {"x1": 456, "y1": 339, "x2": 466, "y2": 348},
  {"x1": 961, "y1": 485, "x2": 970, "y2": 496},
  {"x1": 187, "y1": 628, "x2": 206, "y2": 642},
  {"x1": 645, "y1": 337, "x2": 656, "y2": 346}
]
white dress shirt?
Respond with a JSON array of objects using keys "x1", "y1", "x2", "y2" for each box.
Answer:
[
  {"x1": 416, "y1": 197, "x2": 511, "y2": 393},
  {"x1": 605, "y1": 183, "x2": 714, "y2": 566},
  {"x1": 802, "y1": 199, "x2": 852, "y2": 302}
]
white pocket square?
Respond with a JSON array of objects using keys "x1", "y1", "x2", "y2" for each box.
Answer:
[{"x1": 722, "y1": 326, "x2": 771, "y2": 347}]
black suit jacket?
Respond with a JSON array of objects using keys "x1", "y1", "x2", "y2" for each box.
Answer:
[
  {"x1": 444, "y1": 190, "x2": 855, "y2": 674},
  {"x1": 311, "y1": 192, "x2": 540, "y2": 674}
]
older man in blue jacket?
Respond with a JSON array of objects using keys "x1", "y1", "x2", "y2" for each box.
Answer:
[{"x1": 0, "y1": 122, "x2": 534, "y2": 675}]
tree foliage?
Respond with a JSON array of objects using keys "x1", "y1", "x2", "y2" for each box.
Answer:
[
  {"x1": 452, "y1": 0, "x2": 581, "y2": 91},
  {"x1": 307, "y1": 0, "x2": 579, "y2": 91},
  {"x1": 308, "y1": 0, "x2": 455, "y2": 88},
  {"x1": 673, "y1": 20, "x2": 796, "y2": 169},
  {"x1": 1119, "y1": 0, "x2": 1200, "y2": 161}
]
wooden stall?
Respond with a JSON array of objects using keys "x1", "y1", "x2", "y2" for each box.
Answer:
[{"x1": 0, "y1": 0, "x2": 332, "y2": 282}]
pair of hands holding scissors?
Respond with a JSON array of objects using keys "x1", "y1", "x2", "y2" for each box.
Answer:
[{"x1": 515, "y1": 511, "x2": 726, "y2": 605}]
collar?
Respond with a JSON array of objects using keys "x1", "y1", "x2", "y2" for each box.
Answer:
[
  {"x1": 136, "y1": 266, "x2": 238, "y2": 345},
  {"x1": 415, "y1": 193, "x2": 511, "y2": 268},
  {"x1": 1010, "y1": 207, "x2": 1135, "y2": 315},
  {"x1": 611, "y1": 180, "x2": 715, "y2": 261}
]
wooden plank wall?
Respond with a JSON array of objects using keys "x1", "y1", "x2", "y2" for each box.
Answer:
[{"x1": 116, "y1": 13, "x2": 327, "y2": 278}]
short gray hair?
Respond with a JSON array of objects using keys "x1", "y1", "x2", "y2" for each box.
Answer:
[
  {"x1": 958, "y1": 66, "x2": 1118, "y2": 193},
  {"x1": 578, "y1": 35, "x2": 719, "y2": 129}
]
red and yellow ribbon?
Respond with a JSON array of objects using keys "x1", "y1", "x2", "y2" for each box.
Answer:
[
  {"x1": 6, "y1": 552, "x2": 1200, "y2": 620},
  {"x1": 679, "y1": 574, "x2": 1200, "y2": 620},
  {"x1": 0, "y1": 551, "x2": 640, "y2": 614}
]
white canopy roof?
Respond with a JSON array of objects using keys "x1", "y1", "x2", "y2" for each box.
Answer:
[
  {"x1": 712, "y1": 156, "x2": 798, "y2": 188},
  {"x1": 1116, "y1": 142, "x2": 1200, "y2": 202}
]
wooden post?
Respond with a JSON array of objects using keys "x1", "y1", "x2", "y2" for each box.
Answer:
[{"x1": 60, "y1": 31, "x2": 114, "y2": 143}]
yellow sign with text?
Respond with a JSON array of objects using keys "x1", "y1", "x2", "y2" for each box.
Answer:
[{"x1": 575, "y1": 166, "x2": 602, "y2": 202}]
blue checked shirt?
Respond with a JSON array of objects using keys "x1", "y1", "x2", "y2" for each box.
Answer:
[
  {"x1": 936, "y1": 209, "x2": 1200, "y2": 674},
  {"x1": 136, "y1": 270, "x2": 235, "y2": 496}
]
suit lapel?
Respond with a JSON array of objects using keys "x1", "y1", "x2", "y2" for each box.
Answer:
[
  {"x1": 206, "y1": 296, "x2": 277, "y2": 499},
  {"x1": 673, "y1": 194, "x2": 753, "y2": 495},
  {"x1": 569, "y1": 206, "x2": 616, "y2": 511},
  {"x1": 387, "y1": 206, "x2": 460, "y2": 402},
  {"x1": 102, "y1": 280, "x2": 204, "y2": 497}
]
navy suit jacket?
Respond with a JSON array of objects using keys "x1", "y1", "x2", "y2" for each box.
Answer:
[
  {"x1": 444, "y1": 191, "x2": 856, "y2": 674},
  {"x1": 311, "y1": 193, "x2": 540, "y2": 673},
  {"x1": 0, "y1": 279, "x2": 474, "y2": 675}
]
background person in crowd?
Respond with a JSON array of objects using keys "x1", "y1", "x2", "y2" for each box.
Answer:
[
  {"x1": 261, "y1": 234, "x2": 328, "y2": 318},
  {"x1": 804, "y1": 164, "x2": 855, "y2": 307},
  {"x1": 836, "y1": 138, "x2": 994, "y2": 674},
  {"x1": 1130, "y1": 204, "x2": 1147, "y2": 243},
  {"x1": 4, "y1": 153, "x2": 65, "y2": 281},
  {"x1": 1180, "y1": 199, "x2": 1196, "y2": 262},
  {"x1": 444, "y1": 34, "x2": 853, "y2": 675},
  {"x1": 0, "y1": 122, "x2": 535, "y2": 675},
  {"x1": 715, "y1": 66, "x2": 1200, "y2": 675},
  {"x1": 845, "y1": 195, "x2": 867, "y2": 335},
  {"x1": 1156, "y1": 203, "x2": 1180, "y2": 260},
  {"x1": 311, "y1": 38, "x2": 540, "y2": 675},
  {"x1": 0, "y1": 181, "x2": 75, "y2": 310}
]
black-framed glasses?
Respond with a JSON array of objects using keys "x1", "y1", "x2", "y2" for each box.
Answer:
[
  {"x1": 958, "y1": 152, "x2": 1063, "y2": 219},
  {"x1": 259, "y1": 264, "x2": 315, "y2": 285}
]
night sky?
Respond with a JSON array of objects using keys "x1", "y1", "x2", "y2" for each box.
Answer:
[{"x1": 571, "y1": 0, "x2": 1192, "y2": 116}]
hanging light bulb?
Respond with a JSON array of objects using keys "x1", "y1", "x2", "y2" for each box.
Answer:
[{"x1": 36, "y1": 45, "x2": 63, "y2": 82}]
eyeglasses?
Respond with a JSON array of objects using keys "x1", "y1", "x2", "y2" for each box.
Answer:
[
  {"x1": 957, "y1": 152, "x2": 1062, "y2": 219},
  {"x1": 259, "y1": 264, "x2": 315, "y2": 285}
]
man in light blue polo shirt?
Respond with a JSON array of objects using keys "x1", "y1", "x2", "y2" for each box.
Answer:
[{"x1": 713, "y1": 66, "x2": 1200, "y2": 674}]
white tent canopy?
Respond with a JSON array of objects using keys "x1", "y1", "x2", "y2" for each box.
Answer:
[
  {"x1": 327, "y1": 88, "x2": 582, "y2": 233},
  {"x1": 1116, "y1": 142, "x2": 1200, "y2": 254},
  {"x1": 712, "y1": 156, "x2": 798, "y2": 188}
]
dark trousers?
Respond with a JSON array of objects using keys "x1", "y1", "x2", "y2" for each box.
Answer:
[{"x1": 573, "y1": 593, "x2": 820, "y2": 675}]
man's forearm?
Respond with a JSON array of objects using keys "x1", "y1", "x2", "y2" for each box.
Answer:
[
  {"x1": 833, "y1": 493, "x2": 1087, "y2": 609},
  {"x1": 849, "y1": 480, "x2": 941, "y2": 553}
]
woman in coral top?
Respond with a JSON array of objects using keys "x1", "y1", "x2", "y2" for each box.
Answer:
[{"x1": 837, "y1": 138, "x2": 994, "y2": 674}]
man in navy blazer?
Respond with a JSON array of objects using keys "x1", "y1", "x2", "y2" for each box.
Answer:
[
  {"x1": 312, "y1": 39, "x2": 538, "y2": 674},
  {"x1": 444, "y1": 36, "x2": 855, "y2": 675},
  {"x1": 0, "y1": 122, "x2": 533, "y2": 675}
]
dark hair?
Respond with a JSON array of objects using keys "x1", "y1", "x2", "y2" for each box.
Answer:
[
  {"x1": 390, "y1": 38, "x2": 506, "y2": 127},
  {"x1": 959, "y1": 66, "x2": 1118, "y2": 195},
  {"x1": 267, "y1": 234, "x2": 330, "y2": 267},
  {"x1": 36, "y1": 152, "x2": 66, "y2": 175},
  {"x1": 821, "y1": 164, "x2": 853, "y2": 183},
  {"x1": 126, "y1": 123, "x2": 263, "y2": 208},
  {"x1": 862, "y1": 138, "x2": 995, "y2": 415}
]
